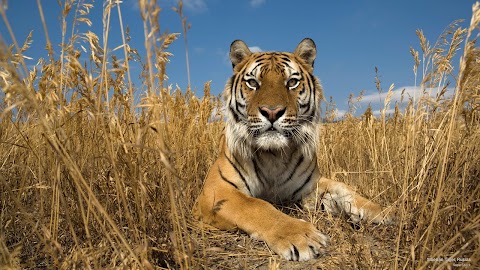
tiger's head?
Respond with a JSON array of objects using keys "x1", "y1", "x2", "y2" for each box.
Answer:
[{"x1": 224, "y1": 38, "x2": 324, "y2": 159}]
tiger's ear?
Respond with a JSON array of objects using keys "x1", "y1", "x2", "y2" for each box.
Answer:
[
  {"x1": 230, "y1": 40, "x2": 252, "y2": 68},
  {"x1": 294, "y1": 38, "x2": 317, "y2": 67}
]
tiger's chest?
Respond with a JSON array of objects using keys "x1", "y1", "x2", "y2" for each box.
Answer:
[{"x1": 240, "y1": 148, "x2": 318, "y2": 204}]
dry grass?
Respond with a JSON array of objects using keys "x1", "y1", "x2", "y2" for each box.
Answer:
[{"x1": 0, "y1": 0, "x2": 479, "y2": 269}]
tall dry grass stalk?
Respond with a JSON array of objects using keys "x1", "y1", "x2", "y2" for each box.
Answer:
[
  {"x1": 0, "y1": 0, "x2": 219, "y2": 268},
  {"x1": 0, "y1": 0, "x2": 478, "y2": 269}
]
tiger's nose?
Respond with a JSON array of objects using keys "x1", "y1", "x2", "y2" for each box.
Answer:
[{"x1": 259, "y1": 106, "x2": 286, "y2": 123}]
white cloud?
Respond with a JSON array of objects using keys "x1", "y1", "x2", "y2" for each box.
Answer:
[
  {"x1": 250, "y1": 0, "x2": 266, "y2": 8},
  {"x1": 335, "y1": 109, "x2": 347, "y2": 118},
  {"x1": 359, "y1": 86, "x2": 455, "y2": 105},
  {"x1": 173, "y1": 0, "x2": 207, "y2": 12},
  {"x1": 249, "y1": 46, "x2": 263, "y2": 53},
  {"x1": 221, "y1": 46, "x2": 263, "y2": 66},
  {"x1": 185, "y1": 0, "x2": 207, "y2": 10},
  {"x1": 372, "y1": 108, "x2": 395, "y2": 116}
]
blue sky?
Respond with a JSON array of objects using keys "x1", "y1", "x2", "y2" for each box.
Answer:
[{"x1": 0, "y1": 0, "x2": 474, "y2": 116}]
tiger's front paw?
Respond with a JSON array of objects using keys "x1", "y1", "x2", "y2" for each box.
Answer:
[
  {"x1": 375, "y1": 207, "x2": 397, "y2": 225},
  {"x1": 320, "y1": 194, "x2": 396, "y2": 225},
  {"x1": 258, "y1": 218, "x2": 329, "y2": 261}
]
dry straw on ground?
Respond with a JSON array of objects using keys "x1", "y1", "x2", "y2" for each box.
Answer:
[{"x1": 0, "y1": 0, "x2": 479, "y2": 269}]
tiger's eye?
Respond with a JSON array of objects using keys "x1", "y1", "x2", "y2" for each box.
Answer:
[
  {"x1": 246, "y1": 79, "x2": 259, "y2": 90},
  {"x1": 287, "y1": 78, "x2": 300, "y2": 90}
]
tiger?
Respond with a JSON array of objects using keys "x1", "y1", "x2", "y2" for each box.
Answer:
[{"x1": 193, "y1": 38, "x2": 394, "y2": 261}]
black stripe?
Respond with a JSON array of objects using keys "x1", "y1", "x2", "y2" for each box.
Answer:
[
  {"x1": 228, "y1": 78, "x2": 237, "y2": 112},
  {"x1": 233, "y1": 73, "x2": 243, "y2": 98},
  {"x1": 307, "y1": 103, "x2": 316, "y2": 121},
  {"x1": 253, "y1": 158, "x2": 268, "y2": 189},
  {"x1": 237, "y1": 81, "x2": 245, "y2": 100},
  {"x1": 232, "y1": 74, "x2": 247, "y2": 114},
  {"x1": 306, "y1": 89, "x2": 316, "y2": 120},
  {"x1": 306, "y1": 104, "x2": 313, "y2": 118},
  {"x1": 250, "y1": 62, "x2": 263, "y2": 74},
  {"x1": 305, "y1": 74, "x2": 313, "y2": 98},
  {"x1": 276, "y1": 62, "x2": 286, "y2": 75},
  {"x1": 224, "y1": 153, "x2": 252, "y2": 195},
  {"x1": 302, "y1": 157, "x2": 317, "y2": 176},
  {"x1": 292, "y1": 159, "x2": 318, "y2": 199},
  {"x1": 232, "y1": 153, "x2": 245, "y2": 172},
  {"x1": 304, "y1": 74, "x2": 316, "y2": 117},
  {"x1": 310, "y1": 73, "x2": 316, "y2": 107},
  {"x1": 299, "y1": 102, "x2": 308, "y2": 109},
  {"x1": 228, "y1": 75, "x2": 244, "y2": 123},
  {"x1": 281, "y1": 60, "x2": 293, "y2": 70},
  {"x1": 229, "y1": 75, "x2": 235, "y2": 103},
  {"x1": 291, "y1": 167, "x2": 315, "y2": 200},
  {"x1": 229, "y1": 106, "x2": 240, "y2": 122},
  {"x1": 297, "y1": 84, "x2": 310, "y2": 115},
  {"x1": 218, "y1": 166, "x2": 239, "y2": 190},
  {"x1": 299, "y1": 87, "x2": 306, "y2": 96},
  {"x1": 279, "y1": 155, "x2": 304, "y2": 186},
  {"x1": 235, "y1": 100, "x2": 244, "y2": 115},
  {"x1": 237, "y1": 101, "x2": 246, "y2": 109}
]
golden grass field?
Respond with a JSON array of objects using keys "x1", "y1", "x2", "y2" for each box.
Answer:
[{"x1": 1, "y1": 1, "x2": 479, "y2": 269}]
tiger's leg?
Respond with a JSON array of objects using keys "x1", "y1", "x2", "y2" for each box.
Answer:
[
  {"x1": 193, "y1": 164, "x2": 329, "y2": 261},
  {"x1": 302, "y1": 177, "x2": 395, "y2": 224}
]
